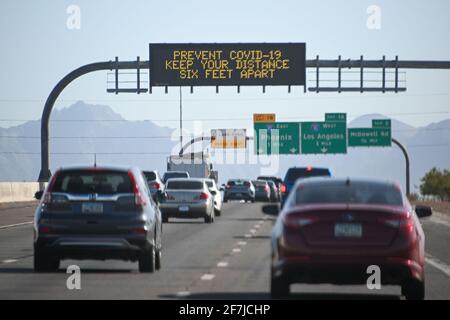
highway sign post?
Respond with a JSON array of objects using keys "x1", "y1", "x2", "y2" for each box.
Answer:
[{"x1": 254, "y1": 122, "x2": 300, "y2": 155}]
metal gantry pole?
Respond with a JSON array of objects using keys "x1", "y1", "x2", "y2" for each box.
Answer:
[{"x1": 392, "y1": 138, "x2": 410, "y2": 197}]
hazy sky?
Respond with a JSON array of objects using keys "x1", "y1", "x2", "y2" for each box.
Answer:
[{"x1": 1, "y1": 0, "x2": 450, "y2": 135}]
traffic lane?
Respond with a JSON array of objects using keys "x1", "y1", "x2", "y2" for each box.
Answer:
[
  {"x1": 179, "y1": 209, "x2": 450, "y2": 300},
  {"x1": 174, "y1": 213, "x2": 401, "y2": 300},
  {"x1": 422, "y1": 218, "x2": 450, "y2": 266},
  {"x1": 0, "y1": 224, "x2": 33, "y2": 262},
  {"x1": 0, "y1": 202, "x2": 267, "y2": 299},
  {"x1": 0, "y1": 204, "x2": 36, "y2": 228}
]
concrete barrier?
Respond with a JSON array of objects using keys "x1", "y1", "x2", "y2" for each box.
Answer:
[{"x1": 0, "y1": 182, "x2": 40, "y2": 203}]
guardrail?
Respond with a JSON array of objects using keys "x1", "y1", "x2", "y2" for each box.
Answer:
[{"x1": 0, "y1": 182, "x2": 40, "y2": 203}]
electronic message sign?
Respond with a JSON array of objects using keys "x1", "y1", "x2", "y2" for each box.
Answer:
[{"x1": 149, "y1": 43, "x2": 306, "y2": 87}]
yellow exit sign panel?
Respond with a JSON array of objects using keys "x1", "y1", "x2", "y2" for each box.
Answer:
[{"x1": 253, "y1": 113, "x2": 276, "y2": 123}]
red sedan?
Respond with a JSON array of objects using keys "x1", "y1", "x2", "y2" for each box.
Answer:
[{"x1": 269, "y1": 177, "x2": 432, "y2": 300}]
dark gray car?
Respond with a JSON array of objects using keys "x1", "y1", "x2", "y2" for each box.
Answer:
[{"x1": 33, "y1": 166, "x2": 163, "y2": 273}]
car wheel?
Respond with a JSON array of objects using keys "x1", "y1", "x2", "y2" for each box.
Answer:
[
  {"x1": 162, "y1": 216, "x2": 169, "y2": 223},
  {"x1": 205, "y1": 208, "x2": 214, "y2": 223},
  {"x1": 223, "y1": 197, "x2": 228, "y2": 203},
  {"x1": 34, "y1": 247, "x2": 59, "y2": 272},
  {"x1": 139, "y1": 245, "x2": 156, "y2": 273},
  {"x1": 251, "y1": 198, "x2": 256, "y2": 203},
  {"x1": 402, "y1": 279, "x2": 425, "y2": 300},
  {"x1": 214, "y1": 208, "x2": 221, "y2": 217},
  {"x1": 270, "y1": 275, "x2": 290, "y2": 299},
  {"x1": 155, "y1": 247, "x2": 162, "y2": 270}
]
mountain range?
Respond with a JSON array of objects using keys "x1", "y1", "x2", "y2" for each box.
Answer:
[{"x1": 0, "y1": 101, "x2": 449, "y2": 194}]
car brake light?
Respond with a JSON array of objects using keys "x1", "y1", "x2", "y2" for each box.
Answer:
[
  {"x1": 39, "y1": 226, "x2": 50, "y2": 234},
  {"x1": 151, "y1": 182, "x2": 160, "y2": 190},
  {"x1": 280, "y1": 183, "x2": 287, "y2": 193},
  {"x1": 195, "y1": 192, "x2": 209, "y2": 200},
  {"x1": 128, "y1": 171, "x2": 146, "y2": 207},
  {"x1": 306, "y1": 166, "x2": 313, "y2": 172},
  {"x1": 380, "y1": 212, "x2": 414, "y2": 233},
  {"x1": 133, "y1": 227, "x2": 147, "y2": 235},
  {"x1": 283, "y1": 213, "x2": 317, "y2": 228},
  {"x1": 42, "y1": 170, "x2": 60, "y2": 205}
]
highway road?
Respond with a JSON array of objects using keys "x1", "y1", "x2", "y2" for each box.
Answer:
[{"x1": 0, "y1": 202, "x2": 449, "y2": 300}]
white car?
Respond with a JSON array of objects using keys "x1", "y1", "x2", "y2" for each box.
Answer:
[{"x1": 204, "y1": 178, "x2": 222, "y2": 216}]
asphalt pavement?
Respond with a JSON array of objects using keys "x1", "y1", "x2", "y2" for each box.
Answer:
[{"x1": 0, "y1": 202, "x2": 449, "y2": 299}]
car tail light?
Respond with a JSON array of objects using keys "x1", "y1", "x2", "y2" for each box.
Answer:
[
  {"x1": 283, "y1": 213, "x2": 318, "y2": 228},
  {"x1": 306, "y1": 166, "x2": 313, "y2": 172},
  {"x1": 128, "y1": 171, "x2": 146, "y2": 208},
  {"x1": 195, "y1": 192, "x2": 209, "y2": 200},
  {"x1": 133, "y1": 227, "x2": 147, "y2": 235},
  {"x1": 151, "y1": 181, "x2": 161, "y2": 190},
  {"x1": 39, "y1": 226, "x2": 50, "y2": 234},
  {"x1": 280, "y1": 183, "x2": 287, "y2": 193},
  {"x1": 380, "y1": 212, "x2": 414, "y2": 233},
  {"x1": 42, "y1": 170, "x2": 60, "y2": 206}
]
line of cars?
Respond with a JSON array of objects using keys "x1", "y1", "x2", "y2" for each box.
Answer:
[
  {"x1": 33, "y1": 166, "x2": 222, "y2": 273},
  {"x1": 264, "y1": 166, "x2": 433, "y2": 300},
  {"x1": 222, "y1": 176, "x2": 282, "y2": 203}
]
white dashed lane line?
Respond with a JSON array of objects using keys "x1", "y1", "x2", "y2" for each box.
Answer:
[
  {"x1": 1, "y1": 259, "x2": 18, "y2": 264},
  {"x1": 200, "y1": 274, "x2": 215, "y2": 281},
  {"x1": 217, "y1": 261, "x2": 229, "y2": 268}
]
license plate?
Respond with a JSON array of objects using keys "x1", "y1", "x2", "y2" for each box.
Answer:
[
  {"x1": 82, "y1": 202, "x2": 103, "y2": 214},
  {"x1": 235, "y1": 193, "x2": 242, "y2": 197},
  {"x1": 179, "y1": 205, "x2": 190, "y2": 212},
  {"x1": 334, "y1": 223, "x2": 362, "y2": 238}
]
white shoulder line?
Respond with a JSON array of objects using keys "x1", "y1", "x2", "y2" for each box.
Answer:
[
  {"x1": 0, "y1": 221, "x2": 33, "y2": 230},
  {"x1": 425, "y1": 253, "x2": 450, "y2": 278}
]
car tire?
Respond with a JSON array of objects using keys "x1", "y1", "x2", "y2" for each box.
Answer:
[
  {"x1": 34, "y1": 247, "x2": 59, "y2": 272},
  {"x1": 223, "y1": 198, "x2": 228, "y2": 203},
  {"x1": 214, "y1": 208, "x2": 221, "y2": 217},
  {"x1": 251, "y1": 198, "x2": 256, "y2": 203},
  {"x1": 139, "y1": 245, "x2": 156, "y2": 273},
  {"x1": 402, "y1": 279, "x2": 425, "y2": 300},
  {"x1": 162, "y1": 216, "x2": 169, "y2": 223},
  {"x1": 270, "y1": 275, "x2": 290, "y2": 299},
  {"x1": 205, "y1": 208, "x2": 215, "y2": 224},
  {"x1": 155, "y1": 247, "x2": 162, "y2": 271}
]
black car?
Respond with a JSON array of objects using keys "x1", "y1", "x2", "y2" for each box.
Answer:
[
  {"x1": 162, "y1": 171, "x2": 190, "y2": 184},
  {"x1": 281, "y1": 167, "x2": 331, "y2": 207},
  {"x1": 33, "y1": 166, "x2": 163, "y2": 273}
]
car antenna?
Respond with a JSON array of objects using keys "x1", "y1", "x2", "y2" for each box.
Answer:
[
  {"x1": 346, "y1": 177, "x2": 351, "y2": 186},
  {"x1": 94, "y1": 153, "x2": 97, "y2": 168}
]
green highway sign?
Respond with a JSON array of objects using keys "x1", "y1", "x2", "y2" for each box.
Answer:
[
  {"x1": 348, "y1": 128, "x2": 391, "y2": 147},
  {"x1": 254, "y1": 122, "x2": 300, "y2": 155},
  {"x1": 372, "y1": 119, "x2": 391, "y2": 128},
  {"x1": 348, "y1": 119, "x2": 392, "y2": 147},
  {"x1": 301, "y1": 121, "x2": 347, "y2": 154},
  {"x1": 325, "y1": 113, "x2": 347, "y2": 122}
]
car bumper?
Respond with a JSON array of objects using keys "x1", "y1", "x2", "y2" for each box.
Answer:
[
  {"x1": 159, "y1": 202, "x2": 211, "y2": 218},
  {"x1": 35, "y1": 234, "x2": 150, "y2": 261},
  {"x1": 224, "y1": 192, "x2": 253, "y2": 200},
  {"x1": 255, "y1": 191, "x2": 270, "y2": 200},
  {"x1": 272, "y1": 255, "x2": 424, "y2": 285}
]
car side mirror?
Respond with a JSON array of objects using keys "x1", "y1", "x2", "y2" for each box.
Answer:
[
  {"x1": 262, "y1": 204, "x2": 280, "y2": 216},
  {"x1": 209, "y1": 189, "x2": 217, "y2": 196},
  {"x1": 415, "y1": 205, "x2": 432, "y2": 218},
  {"x1": 34, "y1": 191, "x2": 43, "y2": 200}
]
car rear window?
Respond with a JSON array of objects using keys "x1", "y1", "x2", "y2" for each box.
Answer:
[
  {"x1": 143, "y1": 171, "x2": 157, "y2": 181},
  {"x1": 252, "y1": 180, "x2": 267, "y2": 186},
  {"x1": 166, "y1": 180, "x2": 204, "y2": 190},
  {"x1": 285, "y1": 168, "x2": 330, "y2": 183},
  {"x1": 294, "y1": 182, "x2": 403, "y2": 206},
  {"x1": 228, "y1": 180, "x2": 250, "y2": 187},
  {"x1": 164, "y1": 172, "x2": 188, "y2": 182},
  {"x1": 52, "y1": 170, "x2": 133, "y2": 194},
  {"x1": 205, "y1": 180, "x2": 213, "y2": 188}
]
